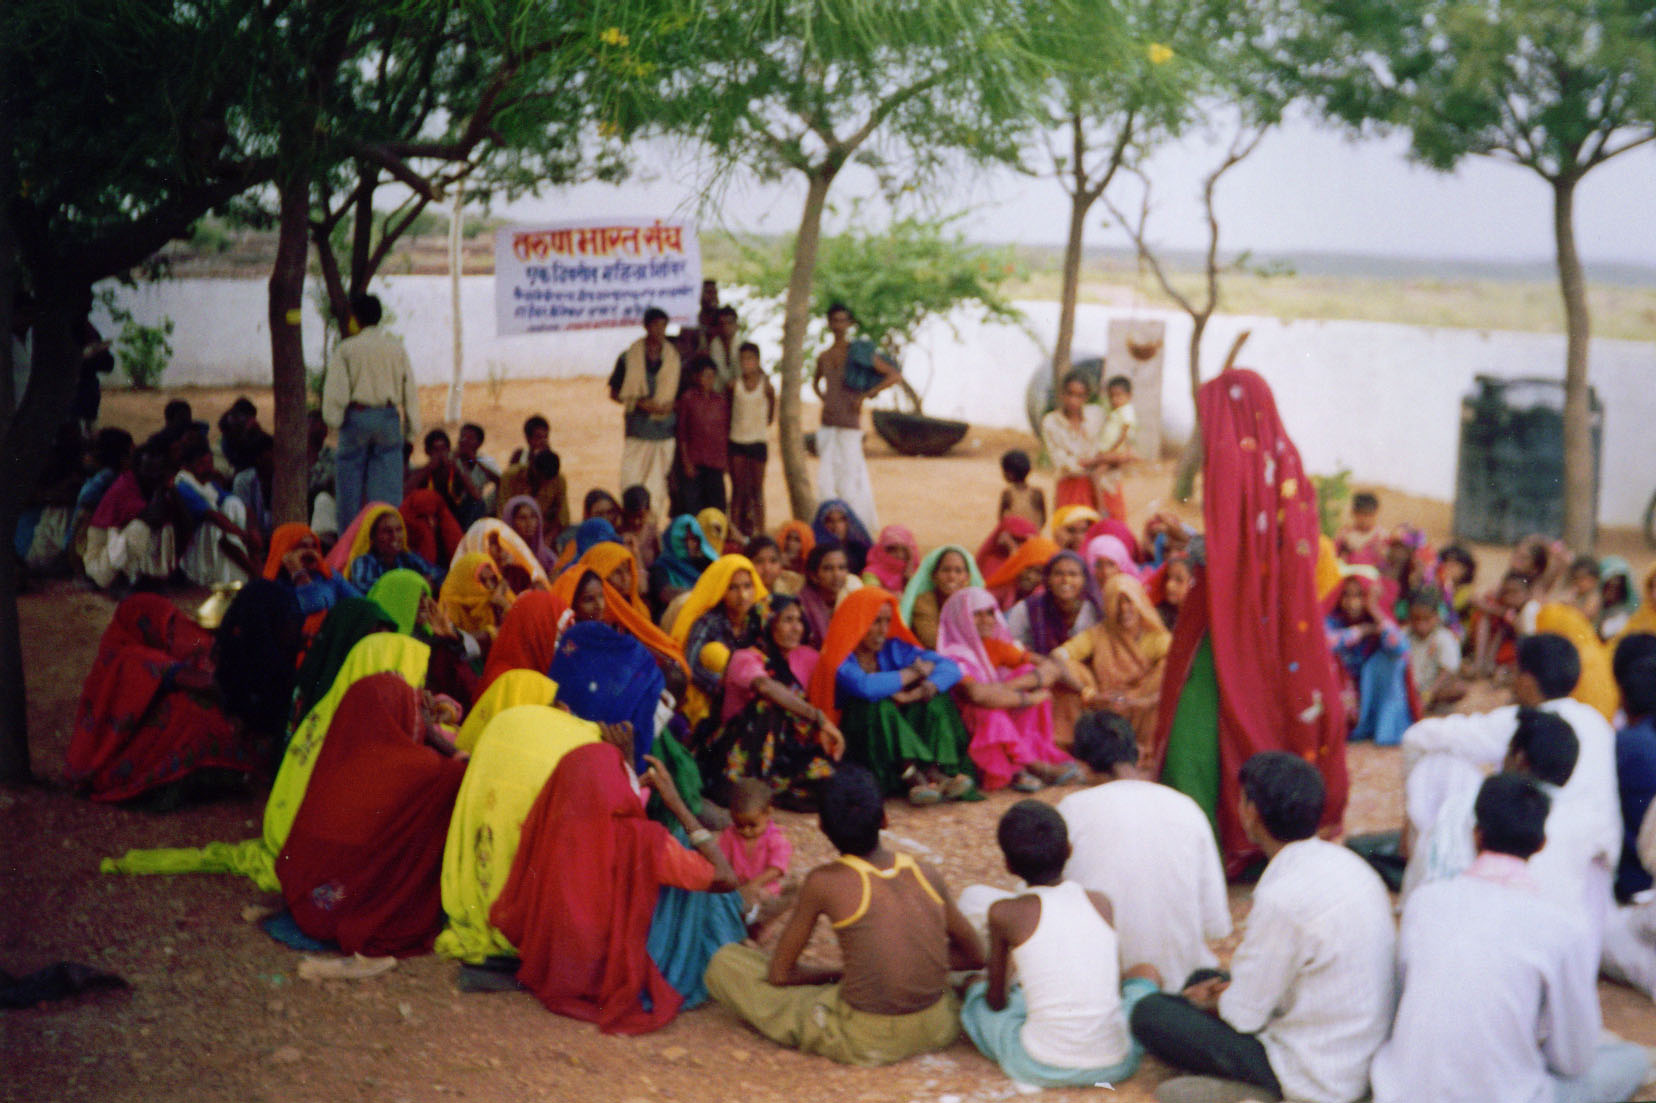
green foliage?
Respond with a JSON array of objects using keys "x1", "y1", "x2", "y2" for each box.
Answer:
[
  {"x1": 1311, "y1": 467, "x2": 1353, "y2": 540},
  {"x1": 737, "y1": 209, "x2": 1028, "y2": 356},
  {"x1": 1269, "y1": 0, "x2": 1656, "y2": 180},
  {"x1": 98, "y1": 292, "x2": 174, "y2": 391}
]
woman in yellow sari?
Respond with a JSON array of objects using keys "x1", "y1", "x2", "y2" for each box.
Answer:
[
  {"x1": 439, "y1": 551, "x2": 513, "y2": 641},
  {"x1": 697, "y1": 507, "x2": 732, "y2": 552},
  {"x1": 1053, "y1": 574, "x2": 1171, "y2": 758},
  {"x1": 434, "y1": 703, "x2": 602, "y2": 963},
  {"x1": 1537, "y1": 602, "x2": 1619, "y2": 721},
  {"x1": 455, "y1": 669, "x2": 559, "y2": 754},
  {"x1": 669, "y1": 555, "x2": 768, "y2": 729}
]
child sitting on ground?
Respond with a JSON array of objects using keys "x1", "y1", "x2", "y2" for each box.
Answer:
[
  {"x1": 718, "y1": 778, "x2": 793, "y2": 930},
  {"x1": 1405, "y1": 588, "x2": 1467, "y2": 712},
  {"x1": 1563, "y1": 554, "x2": 1602, "y2": 621},
  {"x1": 958, "y1": 800, "x2": 1160, "y2": 1089},
  {"x1": 997, "y1": 450, "x2": 1046, "y2": 530},
  {"x1": 1336, "y1": 491, "x2": 1384, "y2": 566},
  {"x1": 1470, "y1": 569, "x2": 1539, "y2": 679},
  {"x1": 704, "y1": 764, "x2": 984, "y2": 1067},
  {"x1": 1434, "y1": 543, "x2": 1477, "y2": 637},
  {"x1": 617, "y1": 484, "x2": 660, "y2": 570}
]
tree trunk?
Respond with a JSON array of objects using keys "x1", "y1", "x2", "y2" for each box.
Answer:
[
  {"x1": 1052, "y1": 182, "x2": 1092, "y2": 390},
  {"x1": 0, "y1": 292, "x2": 85, "y2": 781},
  {"x1": 777, "y1": 170, "x2": 834, "y2": 521},
  {"x1": 268, "y1": 172, "x2": 312, "y2": 526},
  {"x1": 1171, "y1": 313, "x2": 1209, "y2": 501},
  {"x1": 1552, "y1": 174, "x2": 1594, "y2": 552}
]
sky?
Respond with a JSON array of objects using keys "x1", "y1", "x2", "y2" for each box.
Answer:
[{"x1": 505, "y1": 110, "x2": 1656, "y2": 272}]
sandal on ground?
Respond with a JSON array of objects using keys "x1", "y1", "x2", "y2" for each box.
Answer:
[
  {"x1": 941, "y1": 773, "x2": 976, "y2": 800},
  {"x1": 1050, "y1": 763, "x2": 1082, "y2": 786},
  {"x1": 1010, "y1": 771, "x2": 1044, "y2": 794},
  {"x1": 907, "y1": 783, "x2": 942, "y2": 806},
  {"x1": 297, "y1": 953, "x2": 397, "y2": 982}
]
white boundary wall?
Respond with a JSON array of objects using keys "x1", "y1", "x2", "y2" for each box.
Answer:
[{"x1": 94, "y1": 277, "x2": 1654, "y2": 527}]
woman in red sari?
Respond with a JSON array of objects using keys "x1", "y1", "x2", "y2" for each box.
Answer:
[
  {"x1": 68, "y1": 594, "x2": 256, "y2": 803},
  {"x1": 276, "y1": 672, "x2": 467, "y2": 956},
  {"x1": 490, "y1": 741, "x2": 743, "y2": 1033},
  {"x1": 1149, "y1": 369, "x2": 1348, "y2": 874}
]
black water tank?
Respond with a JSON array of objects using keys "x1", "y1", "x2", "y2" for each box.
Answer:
[{"x1": 1452, "y1": 375, "x2": 1601, "y2": 545}]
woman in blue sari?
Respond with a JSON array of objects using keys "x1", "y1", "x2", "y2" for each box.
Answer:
[{"x1": 1325, "y1": 569, "x2": 1415, "y2": 746}]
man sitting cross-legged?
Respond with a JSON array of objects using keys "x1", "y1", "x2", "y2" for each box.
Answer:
[
  {"x1": 1373, "y1": 773, "x2": 1650, "y2": 1103},
  {"x1": 1129, "y1": 751, "x2": 1396, "y2": 1103},
  {"x1": 704, "y1": 764, "x2": 984, "y2": 1066}
]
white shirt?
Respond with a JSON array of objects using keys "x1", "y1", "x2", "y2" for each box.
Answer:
[
  {"x1": 1219, "y1": 838, "x2": 1397, "y2": 1103},
  {"x1": 1058, "y1": 779, "x2": 1230, "y2": 989},
  {"x1": 1014, "y1": 881, "x2": 1129, "y2": 1069},
  {"x1": 1402, "y1": 697, "x2": 1621, "y2": 868},
  {"x1": 1371, "y1": 859, "x2": 1597, "y2": 1103}
]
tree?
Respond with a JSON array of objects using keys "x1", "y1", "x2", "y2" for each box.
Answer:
[
  {"x1": 254, "y1": 1, "x2": 650, "y2": 527},
  {"x1": 649, "y1": 0, "x2": 1078, "y2": 520},
  {"x1": 1273, "y1": 0, "x2": 1656, "y2": 550},
  {"x1": 4, "y1": 0, "x2": 276, "y2": 779},
  {"x1": 1030, "y1": 1, "x2": 1206, "y2": 386},
  {"x1": 736, "y1": 210, "x2": 1027, "y2": 392}
]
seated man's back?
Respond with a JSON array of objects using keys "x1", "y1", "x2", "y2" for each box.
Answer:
[
  {"x1": 1373, "y1": 871, "x2": 1593, "y2": 1103},
  {"x1": 1058, "y1": 778, "x2": 1229, "y2": 987},
  {"x1": 819, "y1": 852, "x2": 949, "y2": 1015},
  {"x1": 1058, "y1": 713, "x2": 1232, "y2": 988}
]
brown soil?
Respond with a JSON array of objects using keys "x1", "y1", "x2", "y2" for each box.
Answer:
[{"x1": 5, "y1": 378, "x2": 1653, "y2": 1103}]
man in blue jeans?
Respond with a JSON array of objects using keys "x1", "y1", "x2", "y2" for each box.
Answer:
[{"x1": 322, "y1": 293, "x2": 420, "y2": 527}]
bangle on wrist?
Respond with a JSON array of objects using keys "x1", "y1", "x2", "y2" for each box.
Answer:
[{"x1": 688, "y1": 827, "x2": 714, "y2": 848}]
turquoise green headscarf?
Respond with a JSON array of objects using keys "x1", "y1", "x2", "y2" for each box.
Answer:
[
  {"x1": 900, "y1": 544, "x2": 985, "y2": 624},
  {"x1": 367, "y1": 567, "x2": 432, "y2": 634}
]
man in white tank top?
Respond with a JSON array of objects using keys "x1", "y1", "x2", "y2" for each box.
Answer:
[{"x1": 959, "y1": 800, "x2": 1162, "y2": 1089}]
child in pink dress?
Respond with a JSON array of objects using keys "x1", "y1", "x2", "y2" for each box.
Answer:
[{"x1": 717, "y1": 778, "x2": 794, "y2": 930}]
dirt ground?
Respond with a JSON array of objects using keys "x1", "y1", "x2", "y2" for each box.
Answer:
[{"x1": 5, "y1": 378, "x2": 1654, "y2": 1103}]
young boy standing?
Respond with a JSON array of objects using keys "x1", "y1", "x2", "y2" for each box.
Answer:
[
  {"x1": 1095, "y1": 375, "x2": 1138, "y2": 522},
  {"x1": 704, "y1": 764, "x2": 984, "y2": 1067},
  {"x1": 960, "y1": 800, "x2": 1161, "y2": 1089},
  {"x1": 727, "y1": 342, "x2": 774, "y2": 538},
  {"x1": 996, "y1": 450, "x2": 1046, "y2": 530},
  {"x1": 676, "y1": 358, "x2": 732, "y2": 515}
]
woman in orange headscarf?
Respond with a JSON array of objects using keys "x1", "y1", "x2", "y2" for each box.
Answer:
[
  {"x1": 775, "y1": 520, "x2": 815, "y2": 575},
  {"x1": 547, "y1": 562, "x2": 688, "y2": 678},
  {"x1": 263, "y1": 522, "x2": 359, "y2": 622},
  {"x1": 806, "y1": 588, "x2": 973, "y2": 804},
  {"x1": 982, "y1": 535, "x2": 1061, "y2": 612},
  {"x1": 577, "y1": 541, "x2": 652, "y2": 619}
]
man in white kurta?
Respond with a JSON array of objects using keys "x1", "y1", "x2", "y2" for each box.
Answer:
[
  {"x1": 1057, "y1": 711, "x2": 1231, "y2": 989},
  {"x1": 1373, "y1": 773, "x2": 1648, "y2": 1103}
]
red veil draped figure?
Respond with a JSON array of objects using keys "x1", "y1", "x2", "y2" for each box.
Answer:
[{"x1": 1149, "y1": 369, "x2": 1348, "y2": 874}]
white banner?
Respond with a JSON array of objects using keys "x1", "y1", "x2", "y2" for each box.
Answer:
[{"x1": 494, "y1": 217, "x2": 700, "y2": 336}]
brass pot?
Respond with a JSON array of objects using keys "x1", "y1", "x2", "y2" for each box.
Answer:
[{"x1": 194, "y1": 580, "x2": 243, "y2": 630}]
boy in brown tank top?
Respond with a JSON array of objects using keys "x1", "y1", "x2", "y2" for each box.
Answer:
[{"x1": 705, "y1": 764, "x2": 985, "y2": 1066}]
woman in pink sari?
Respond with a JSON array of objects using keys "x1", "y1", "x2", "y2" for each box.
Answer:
[{"x1": 936, "y1": 587, "x2": 1078, "y2": 793}]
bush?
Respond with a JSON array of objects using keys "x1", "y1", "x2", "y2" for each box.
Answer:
[{"x1": 1311, "y1": 467, "x2": 1352, "y2": 539}]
